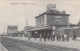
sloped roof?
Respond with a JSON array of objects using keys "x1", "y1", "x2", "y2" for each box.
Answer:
[
  {"x1": 8, "y1": 26, "x2": 18, "y2": 29},
  {"x1": 69, "y1": 23, "x2": 77, "y2": 26},
  {"x1": 44, "y1": 10, "x2": 70, "y2": 15},
  {"x1": 60, "y1": 26, "x2": 80, "y2": 30},
  {"x1": 35, "y1": 10, "x2": 70, "y2": 18},
  {"x1": 24, "y1": 26, "x2": 34, "y2": 30},
  {"x1": 44, "y1": 10, "x2": 62, "y2": 14}
]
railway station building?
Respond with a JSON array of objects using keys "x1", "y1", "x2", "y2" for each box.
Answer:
[{"x1": 25, "y1": 4, "x2": 79, "y2": 38}]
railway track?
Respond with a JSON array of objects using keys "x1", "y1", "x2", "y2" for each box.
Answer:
[{"x1": 1, "y1": 37, "x2": 79, "y2": 51}]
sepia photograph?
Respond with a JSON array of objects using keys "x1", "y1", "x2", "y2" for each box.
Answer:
[{"x1": 0, "y1": 0, "x2": 80, "y2": 51}]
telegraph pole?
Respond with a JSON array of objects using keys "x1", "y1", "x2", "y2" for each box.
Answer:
[{"x1": 3, "y1": 27, "x2": 5, "y2": 35}]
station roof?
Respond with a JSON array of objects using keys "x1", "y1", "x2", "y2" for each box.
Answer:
[
  {"x1": 26, "y1": 26, "x2": 53, "y2": 31},
  {"x1": 69, "y1": 23, "x2": 77, "y2": 26},
  {"x1": 35, "y1": 10, "x2": 70, "y2": 18},
  {"x1": 18, "y1": 30, "x2": 24, "y2": 34},
  {"x1": 7, "y1": 26, "x2": 18, "y2": 29},
  {"x1": 44, "y1": 10, "x2": 68, "y2": 15}
]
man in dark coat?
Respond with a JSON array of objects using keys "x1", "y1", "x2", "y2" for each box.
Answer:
[
  {"x1": 53, "y1": 34, "x2": 55, "y2": 41},
  {"x1": 62, "y1": 34, "x2": 64, "y2": 41}
]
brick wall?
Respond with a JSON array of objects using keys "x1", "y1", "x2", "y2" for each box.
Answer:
[{"x1": 35, "y1": 14, "x2": 45, "y2": 27}]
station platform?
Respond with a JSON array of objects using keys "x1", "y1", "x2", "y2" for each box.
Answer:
[{"x1": 7, "y1": 37, "x2": 80, "y2": 50}]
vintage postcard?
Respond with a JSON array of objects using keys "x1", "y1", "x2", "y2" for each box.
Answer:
[{"x1": 0, "y1": 0, "x2": 80, "y2": 51}]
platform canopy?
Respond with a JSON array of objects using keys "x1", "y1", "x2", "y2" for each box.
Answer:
[
  {"x1": 26, "y1": 26, "x2": 53, "y2": 32},
  {"x1": 59, "y1": 26, "x2": 80, "y2": 30}
]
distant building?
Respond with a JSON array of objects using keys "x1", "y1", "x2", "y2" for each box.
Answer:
[
  {"x1": 17, "y1": 30, "x2": 24, "y2": 37},
  {"x1": 7, "y1": 26, "x2": 18, "y2": 36},
  {"x1": 24, "y1": 26, "x2": 34, "y2": 37}
]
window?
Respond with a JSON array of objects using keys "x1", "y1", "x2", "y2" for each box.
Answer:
[
  {"x1": 55, "y1": 16, "x2": 61, "y2": 19},
  {"x1": 42, "y1": 19, "x2": 44, "y2": 22},
  {"x1": 37, "y1": 21, "x2": 38, "y2": 23},
  {"x1": 39, "y1": 20, "x2": 41, "y2": 23},
  {"x1": 42, "y1": 18, "x2": 44, "y2": 26}
]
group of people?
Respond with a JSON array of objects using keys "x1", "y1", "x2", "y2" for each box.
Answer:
[
  {"x1": 43, "y1": 34, "x2": 69, "y2": 42},
  {"x1": 39, "y1": 31, "x2": 70, "y2": 42},
  {"x1": 56, "y1": 31, "x2": 69, "y2": 41},
  {"x1": 27, "y1": 31, "x2": 70, "y2": 42},
  {"x1": 56, "y1": 34, "x2": 69, "y2": 41},
  {"x1": 27, "y1": 30, "x2": 78, "y2": 42}
]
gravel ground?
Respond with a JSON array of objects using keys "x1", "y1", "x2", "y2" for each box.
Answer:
[{"x1": 0, "y1": 43, "x2": 6, "y2": 51}]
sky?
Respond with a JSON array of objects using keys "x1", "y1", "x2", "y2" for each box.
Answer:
[{"x1": 0, "y1": 0, "x2": 80, "y2": 34}]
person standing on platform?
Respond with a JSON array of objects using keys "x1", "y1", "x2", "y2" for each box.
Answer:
[
  {"x1": 39, "y1": 34, "x2": 42, "y2": 42},
  {"x1": 52, "y1": 31, "x2": 55, "y2": 41},
  {"x1": 28, "y1": 32, "x2": 31, "y2": 40},
  {"x1": 50, "y1": 34, "x2": 53, "y2": 41},
  {"x1": 67, "y1": 35, "x2": 69, "y2": 41},
  {"x1": 73, "y1": 31, "x2": 76, "y2": 40},
  {"x1": 57, "y1": 34, "x2": 59, "y2": 41},
  {"x1": 74, "y1": 34, "x2": 76, "y2": 40},
  {"x1": 61, "y1": 31, "x2": 64, "y2": 41},
  {"x1": 64, "y1": 34, "x2": 67, "y2": 41},
  {"x1": 35, "y1": 33, "x2": 37, "y2": 41},
  {"x1": 35, "y1": 31, "x2": 38, "y2": 41},
  {"x1": 44, "y1": 34, "x2": 46, "y2": 42},
  {"x1": 47, "y1": 34, "x2": 50, "y2": 41},
  {"x1": 59, "y1": 34, "x2": 61, "y2": 41},
  {"x1": 53, "y1": 34, "x2": 55, "y2": 41},
  {"x1": 57, "y1": 31, "x2": 60, "y2": 42},
  {"x1": 62, "y1": 34, "x2": 64, "y2": 41}
]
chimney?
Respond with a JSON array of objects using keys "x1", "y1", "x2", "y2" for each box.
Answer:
[{"x1": 47, "y1": 4, "x2": 56, "y2": 11}]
